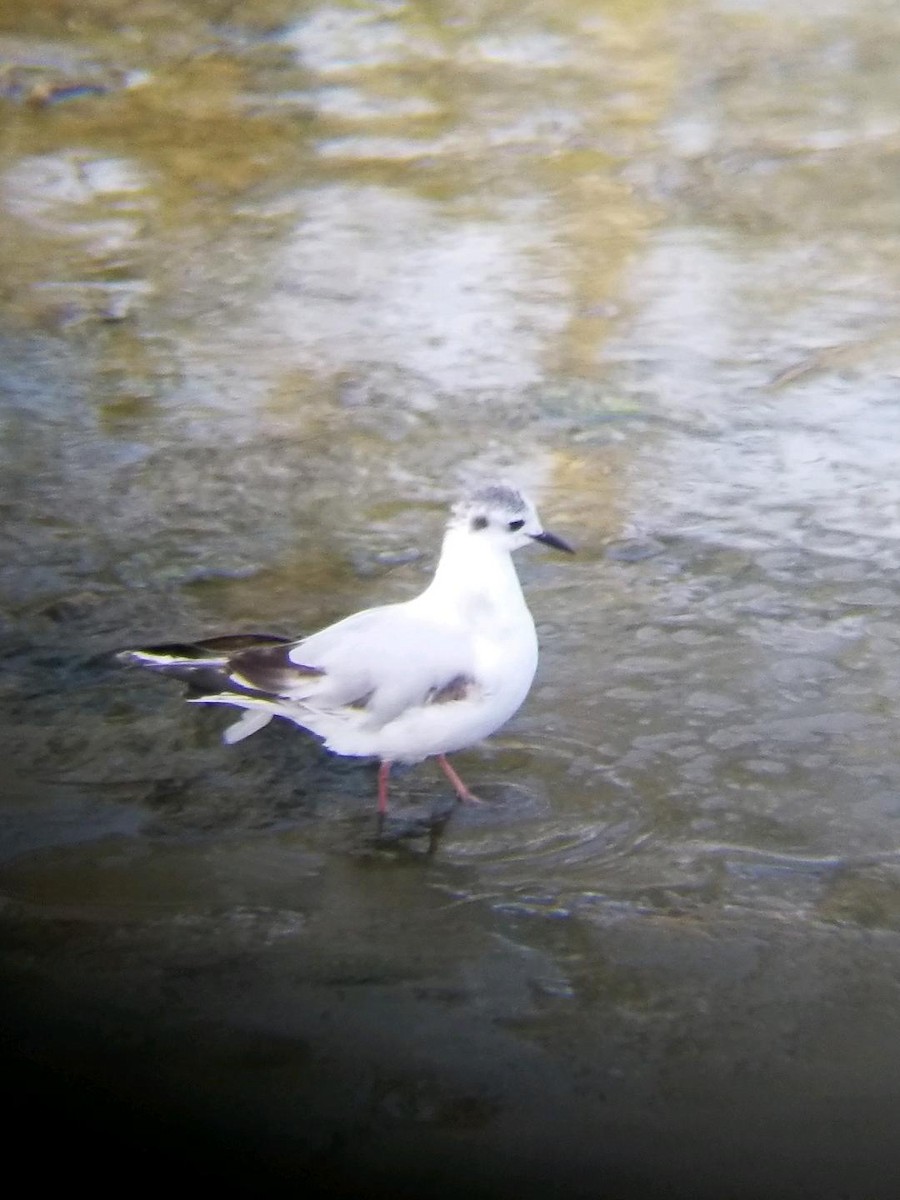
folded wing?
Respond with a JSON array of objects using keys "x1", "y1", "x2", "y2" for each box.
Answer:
[{"x1": 229, "y1": 604, "x2": 477, "y2": 729}]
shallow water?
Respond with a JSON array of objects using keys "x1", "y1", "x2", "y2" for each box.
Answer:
[{"x1": 3, "y1": 1, "x2": 900, "y2": 1195}]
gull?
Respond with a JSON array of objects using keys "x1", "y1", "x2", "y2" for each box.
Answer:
[{"x1": 118, "y1": 484, "x2": 574, "y2": 816}]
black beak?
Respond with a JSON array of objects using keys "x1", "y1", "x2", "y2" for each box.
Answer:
[{"x1": 531, "y1": 530, "x2": 575, "y2": 554}]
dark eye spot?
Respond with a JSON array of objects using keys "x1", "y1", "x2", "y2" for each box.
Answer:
[
  {"x1": 508, "y1": 519, "x2": 525, "y2": 531},
  {"x1": 471, "y1": 515, "x2": 488, "y2": 531}
]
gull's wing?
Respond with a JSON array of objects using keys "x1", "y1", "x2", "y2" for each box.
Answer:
[
  {"x1": 227, "y1": 603, "x2": 478, "y2": 728},
  {"x1": 116, "y1": 633, "x2": 293, "y2": 691}
]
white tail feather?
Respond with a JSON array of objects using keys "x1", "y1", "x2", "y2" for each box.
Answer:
[{"x1": 222, "y1": 710, "x2": 274, "y2": 744}]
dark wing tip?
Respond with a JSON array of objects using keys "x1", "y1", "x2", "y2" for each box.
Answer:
[
  {"x1": 229, "y1": 643, "x2": 325, "y2": 696},
  {"x1": 116, "y1": 633, "x2": 293, "y2": 664},
  {"x1": 192, "y1": 633, "x2": 293, "y2": 652},
  {"x1": 115, "y1": 634, "x2": 303, "y2": 696}
]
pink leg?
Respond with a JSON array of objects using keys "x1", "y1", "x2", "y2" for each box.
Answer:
[
  {"x1": 377, "y1": 760, "x2": 392, "y2": 815},
  {"x1": 437, "y1": 754, "x2": 482, "y2": 804}
]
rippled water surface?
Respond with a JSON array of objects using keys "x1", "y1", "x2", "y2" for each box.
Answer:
[{"x1": 3, "y1": 1, "x2": 900, "y2": 1195}]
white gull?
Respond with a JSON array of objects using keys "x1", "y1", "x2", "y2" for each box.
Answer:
[{"x1": 118, "y1": 484, "x2": 573, "y2": 815}]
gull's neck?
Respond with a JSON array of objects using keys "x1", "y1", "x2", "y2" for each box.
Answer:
[{"x1": 413, "y1": 523, "x2": 528, "y2": 625}]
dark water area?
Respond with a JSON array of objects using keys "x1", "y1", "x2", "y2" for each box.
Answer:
[{"x1": 3, "y1": 0, "x2": 900, "y2": 1195}]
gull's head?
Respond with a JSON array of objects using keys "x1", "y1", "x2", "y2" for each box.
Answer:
[{"x1": 450, "y1": 484, "x2": 574, "y2": 555}]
